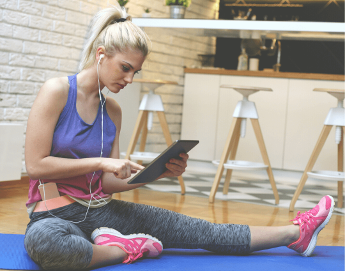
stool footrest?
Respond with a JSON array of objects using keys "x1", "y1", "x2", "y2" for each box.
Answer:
[
  {"x1": 212, "y1": 160, "x2": 268, "y2": 171},
  {"x1": 121, "y1": 151, "x2": 160, "y2": 162},
  {"x1": 307, "y1": 170, "x2": 344, "y2": 182}
]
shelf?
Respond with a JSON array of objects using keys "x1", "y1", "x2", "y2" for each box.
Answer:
[{"x1": 132, "y1": 18, "x2": 344, "y2": 41}]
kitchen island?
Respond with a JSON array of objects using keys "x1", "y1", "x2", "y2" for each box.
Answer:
[{"x1": 181, "y1": 68, "x2": 344, "y2": 172}]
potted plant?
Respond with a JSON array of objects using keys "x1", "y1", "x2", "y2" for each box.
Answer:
[
  {"x1": 118, "y1": 0, "x2": 129, "y2": 6},
  {"x1": 142, "y1": 7, "x2": 151, "y2": 18},
  {"x1": 165, "y1": 0, "x2": 191, "y2": 19},
  {"x1": 118, "y1": 0, "x2": 129, "y2": 13}
]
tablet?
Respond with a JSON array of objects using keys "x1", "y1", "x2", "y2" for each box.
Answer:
[{"x1": 127, "y1": 140, "x2": 199, "y2": 184}]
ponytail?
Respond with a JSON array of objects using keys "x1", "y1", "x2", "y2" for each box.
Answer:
[{"x1": 79, "y1": 3, "x2": 150, "y2": 71}]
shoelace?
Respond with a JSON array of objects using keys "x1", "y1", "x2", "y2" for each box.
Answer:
[
  {"x1": 124, "y1": 239, "x2": 147, "y2": 264},
  {"x1": 291, "y1": 210, "x2": 314, "y2": 224},
  {"x1": 126, "y1": 251, "x2": 145, "y2": 264}
]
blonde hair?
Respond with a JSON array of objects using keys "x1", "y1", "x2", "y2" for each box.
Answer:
[{"x1": 79, "y1": 4, "x2": 150, "y2": 71}]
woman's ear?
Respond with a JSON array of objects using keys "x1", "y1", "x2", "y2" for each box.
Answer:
[{"x1": 96, "y1": 46, "x2": 106, "y2": 59}]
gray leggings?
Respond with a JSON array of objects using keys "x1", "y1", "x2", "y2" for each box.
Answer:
[{"x1": 25, "y1": 199, "x2": 251, "y2": 270}]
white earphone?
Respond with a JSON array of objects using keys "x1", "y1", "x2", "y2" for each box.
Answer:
[{"x1": 98, "y1": 54, "x2": 104, "y2": 64}]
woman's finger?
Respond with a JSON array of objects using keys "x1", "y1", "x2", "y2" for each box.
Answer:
[
  {"x1": 126, "y1": 162, "x2": 131, "y2": 178},
  {"x1": 129, "y1": 160, "x2": 145, "y2": 170}
]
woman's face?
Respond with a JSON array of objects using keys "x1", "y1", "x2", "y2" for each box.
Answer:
[{"x1": 99, "y1": 49, "x2": 145, "y2": 93}]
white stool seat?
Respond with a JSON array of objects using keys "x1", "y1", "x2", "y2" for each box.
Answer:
[
  {"x1": 314, "y1": 88, "x2": 345, "y2": 101},
  {"x1": 307, "y1": 170, "x2": 345, "y2": 182},
  {"x1": 212, "y1": 160, "x2": 268, "y2": 171},
  {"x1": 220, "y1": 85, "x2": 272, "y2": 97}
]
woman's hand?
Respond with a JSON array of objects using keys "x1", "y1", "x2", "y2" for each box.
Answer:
[
  {"x1": 157, "y1": 153, "x2": 189, "y2": 179},
  {"x1": 101, "y1": 158, "x2": 144, "y2": 179}
]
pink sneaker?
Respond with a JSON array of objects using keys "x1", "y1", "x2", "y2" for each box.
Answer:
[
  {"x1": 288, "y1": 195, "x2": 334, "y2": 257},
  {"x1": 91, "y1": 227, "x2": 163, "y2": 264}
]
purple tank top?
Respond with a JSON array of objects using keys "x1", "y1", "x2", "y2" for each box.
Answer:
[{"x1": 27, "y1": 74, "x2": 116, "y2": 206}]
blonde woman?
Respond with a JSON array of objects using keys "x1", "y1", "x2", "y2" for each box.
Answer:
[{"x1": 24, "y1": 3, "x2": 334, "y2": 270}]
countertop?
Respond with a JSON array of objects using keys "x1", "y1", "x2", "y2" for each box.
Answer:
[
  {"x1": 132, "y1": 18, "x2": 344, "y2": 42},
  {"x1": 184, "y1": 68, "x2": 345, "y2": 81}
]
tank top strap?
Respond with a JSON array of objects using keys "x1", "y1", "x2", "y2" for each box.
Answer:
[
  {"x1": 56, "y1": 74, "x2": 77, "y2": 127},
  {"x1": 67, "y1": 73, "x2": 77, "y2": 110}
]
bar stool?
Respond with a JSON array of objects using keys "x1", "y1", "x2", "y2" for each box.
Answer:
[
  {"x1": 289, "y1": 88, "x2": 344, "y2": 211},
  {"x1": 209, "y1": 85, "x2": 279, "y2": 204},
  {"x1": 122, "y1": 78, "x2": 186, "y2": 195}
]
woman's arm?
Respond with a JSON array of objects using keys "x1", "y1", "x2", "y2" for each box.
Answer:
[{"x1": 25, "y1": 77, "x2": 99, "y2": 180}]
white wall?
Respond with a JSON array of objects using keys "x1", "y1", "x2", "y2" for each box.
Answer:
[{"x1": 0, "y1": 0, "x2": 219, "y2": 176}]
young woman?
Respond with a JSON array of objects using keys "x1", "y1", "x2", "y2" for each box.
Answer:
[{"x1": 24, "y1": 3, "x2": 335, "y2": 270}]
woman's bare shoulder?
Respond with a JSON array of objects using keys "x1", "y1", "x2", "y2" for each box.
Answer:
[
  {"x1": 31, "y1": 76, "x2": 71, "y2": 115},
  {"x1": 40, "y1": 77, "x2": 70, "y2": 96}
]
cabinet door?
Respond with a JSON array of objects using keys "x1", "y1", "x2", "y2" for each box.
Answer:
[
  {"x1": 105, "y1": 83, "x2": 141, "y2": 154},
  {"x1": 284, "y1": 79, "x2": 345, "y2": 171},
  {"x1": 181, "y1": 74, "x2": 220, "y2": 161},
  {"x1": 215, "y1": 75, "x2": 289, "y2": 169}
]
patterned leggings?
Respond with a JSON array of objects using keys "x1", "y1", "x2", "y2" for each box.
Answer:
[{"x1": 25, "y1": 199, "x2": 251, "y2": 270}]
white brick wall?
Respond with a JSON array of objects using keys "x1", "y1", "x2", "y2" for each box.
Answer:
[{"x1": 0, "y1": 0, "x2": 219, "y2": 174}]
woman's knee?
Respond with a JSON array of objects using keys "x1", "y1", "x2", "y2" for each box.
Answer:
[{"x1": 25, "y1": 218, "x2": 93, "y2": 270}]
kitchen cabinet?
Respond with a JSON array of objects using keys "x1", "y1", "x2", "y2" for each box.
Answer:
[
  {"x1": 181, "y1": 71, "x2": 344, "y2": 171},
  {"x1": 182, "y1": 74, "x2": 220, "y2": 161}
]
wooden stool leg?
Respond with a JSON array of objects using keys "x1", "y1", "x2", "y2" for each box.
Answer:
[
  {"x1": 251, "y1": 119, "x2": 279, "y2": 204},
  {"x1": 176, "y1": 176, "x2": 186, "y2": 195},
  {"x1": 337, "y1": 127, "x2": 344, "y2": 208},
  {"x1": 157, "y1": 111, "x2": 186, "y2": 195},
  {"x1": 137, "y1": 116, "x2": 148, "y2": 165},
  {"x1": 157, "y1": 111, "x2": 173, "y2": 145},
  {"x1": 289, "y1": 125, "x2": 333, "y2": 211},
  {"x1": 125, "y1": 111, "x2": 148, "y2": 159},
  {"x1": 223, "y1": 124, "x2": 241, "y2": 195},
  {"x1": 209, "y1": 118, "x2": 242, "y2": 203}
]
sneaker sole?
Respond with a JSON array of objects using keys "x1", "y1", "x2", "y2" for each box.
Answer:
[
  {"x1": 302, "y1": 195, "x2": 335, "y2": 257},
  {"x1": 91, "y1": 227, "x2": 163, "y2": 249}
]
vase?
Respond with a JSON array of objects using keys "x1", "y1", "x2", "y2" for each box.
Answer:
[
  {"x1": 169, "y1": 5, "x2": 186, "y2": 19},
  {"x1": 121, "y1": 6, "x2": 129, "y2": 14}
]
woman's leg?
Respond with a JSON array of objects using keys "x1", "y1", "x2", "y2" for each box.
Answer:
[
  {"x1": 88, "y1": 244, "x2": 127, "y2": 269},
  {"x1": 249, "y1": 225, "x2": 299, "y2": 252},
  {"x1": 24, "y1": 217, "x2": 126, "y2": 270},
  {"x1": 86, "y1": 195, "x2": 333, "y2": 257}
]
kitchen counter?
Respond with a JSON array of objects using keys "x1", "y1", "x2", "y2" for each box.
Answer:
[{"x1": 184, "y1": 68, "x2": 345, "y2": 81}]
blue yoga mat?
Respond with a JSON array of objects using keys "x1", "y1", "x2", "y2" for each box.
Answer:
[{"x1": 1, "y1": 233, "x2": 344, "y2": 271}]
